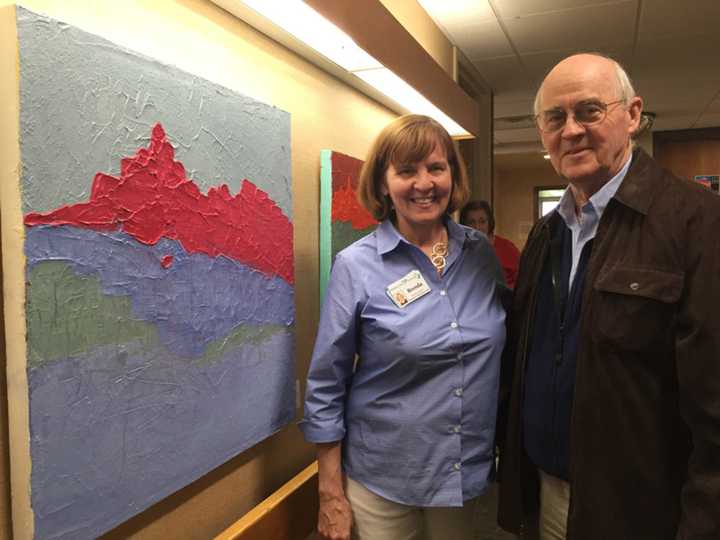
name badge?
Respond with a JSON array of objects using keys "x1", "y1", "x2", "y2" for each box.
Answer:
[{"x1": 386, "y1": 270, "x2": 431, "y2": 308}]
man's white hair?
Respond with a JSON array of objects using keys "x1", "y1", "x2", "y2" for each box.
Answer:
[{"x1": 533, "y1": 54, "x2": 637, "y2": 116}]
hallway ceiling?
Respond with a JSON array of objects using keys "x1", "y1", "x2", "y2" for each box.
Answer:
[{"x1": 418, "y1": 0, "x2": 720, "y2": 153}]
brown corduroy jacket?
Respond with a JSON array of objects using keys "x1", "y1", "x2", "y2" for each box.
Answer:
[{"x1": 497, "y1": 148, "x2": 720, "y2": 539}]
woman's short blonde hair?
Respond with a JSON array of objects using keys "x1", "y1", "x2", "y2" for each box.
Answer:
[{"x1": 357, "y1": 114, "x2": 470, "y2": 221}]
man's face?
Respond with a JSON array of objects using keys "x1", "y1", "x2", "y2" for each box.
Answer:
[{"x1": 538, "y1": 56, "x2": 642, "y2": 188}]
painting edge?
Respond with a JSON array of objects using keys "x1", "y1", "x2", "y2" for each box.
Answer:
[
  {"x1": 0, "y1": 5, "x2": 33, "y2": 540},
  {"x1": 319, "y1": 149, "x2": 333, "y2": 302}
]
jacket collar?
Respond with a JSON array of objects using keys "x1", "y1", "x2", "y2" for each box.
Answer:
[{"x1": 612, "y1": 147, "x2": 661, "y2": 216}]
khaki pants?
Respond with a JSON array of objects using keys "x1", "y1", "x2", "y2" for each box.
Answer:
[
  {"x1": 538, "y1": 469, "x2": 570, "y2": 540},
  {"x1": 344, "y1": 476, "x2": 482, "y2": 540}
]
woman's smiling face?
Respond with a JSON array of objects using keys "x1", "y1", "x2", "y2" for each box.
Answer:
[{"x1": 383, "y1": 144, "x2": 452, "y2": 236}]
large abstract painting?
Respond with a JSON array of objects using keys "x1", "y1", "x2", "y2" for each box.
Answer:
[
  {"x1": 319, "y1": 150, "x2": 377, "y2": 298},
  {"x1": 9, "y1": 7, "x2": 295, "y2": 539}
]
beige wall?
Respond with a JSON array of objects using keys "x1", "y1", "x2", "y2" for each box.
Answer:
[
  {"x1": 0, "y1": 0, "x2": 399, "y2": 538},
  {"x1": 493, "y1": 153, "x2": 566, "y2": 249}
]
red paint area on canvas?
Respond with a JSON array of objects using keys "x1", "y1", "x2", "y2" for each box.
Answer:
[
  {"x1": 24, "y1": 124, "x2": 294, "y2": 284},
  {"x1": 160, "y1": 255, "x2": 174, "y2": 269},
  {"x1": 330, "y1": 152, "x2": 377, "y2": 230}
]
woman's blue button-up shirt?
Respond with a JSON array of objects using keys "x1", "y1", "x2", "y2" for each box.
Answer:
[{"x1": 300, "y1": 218, "x2": 506, "y2": 507}]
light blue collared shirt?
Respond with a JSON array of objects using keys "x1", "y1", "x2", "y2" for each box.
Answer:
[
  {"x1": 300, "y1": 218, "x2": 506, "y2": 507},
  {"x1": 556, "y1": 154, "x2": 632, "y2": 287}
]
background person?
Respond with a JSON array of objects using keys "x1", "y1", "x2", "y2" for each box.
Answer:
[
  {"x1": 460, "y1": 200, "x2": 520, "y2": 288},
  {"x1": 497, "y1": 53, "x2": 720, "y2": 539},
  {"x1": 300, "y1": 114, "x2": 506, "y2": 540}
]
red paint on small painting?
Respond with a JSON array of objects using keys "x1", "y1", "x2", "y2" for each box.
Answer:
[
  {"x1": 160, "y1": 255, "x2": 173, "y2": 269},
  {"x1": 332, "y1": 183, "x2": 377, "y2": 230},
  {"x1": 330, "y1": 152, "x2": 377, "y2": 230},
  {"x1": 24, "y1": 124, "x2": 294, "y2": 284}
]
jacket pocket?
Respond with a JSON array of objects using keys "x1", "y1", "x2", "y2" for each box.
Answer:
[{"x1": 592, "y1": 265, "x2": 683, "y2": 351}]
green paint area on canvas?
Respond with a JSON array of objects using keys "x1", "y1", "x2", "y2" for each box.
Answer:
[
  {"x1": 331, "y1": 220, "x2": 375, "y2": 259},
  {"x1": 26, "y1": 261, "x2": 290, "y2": 368},
  {"x1": 26, "y1": 261, "x2": 159, "y2": 367},
  {"x1": 196, "y1": 323, "x2": 292, "y2": 366}
]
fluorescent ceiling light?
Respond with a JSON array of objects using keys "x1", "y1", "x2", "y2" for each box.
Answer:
[
  {"x1": 543, "y1": 153, "x2": 551, "y2": 159},
  {"x1": 240, "y1": 0, "x2": 381, "y2": 71},
  {"x1": 417, "y1": 0, "x2": 493, "y2": 25},
  {"x1": 239, "y1": 0, "x2": 470, "y2": 137},
  {"x1": 354, "y1": 68, "x2": 467, "y2": 136}
]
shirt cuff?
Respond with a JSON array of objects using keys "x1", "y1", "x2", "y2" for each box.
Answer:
[{"x1": 298, "y1": 418, "x2": 346, "y2": 443}]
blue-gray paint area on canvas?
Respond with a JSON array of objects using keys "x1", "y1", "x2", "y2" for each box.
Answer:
[{"x1": 17, "y1": 6, "x2": 292, "y2": 218}]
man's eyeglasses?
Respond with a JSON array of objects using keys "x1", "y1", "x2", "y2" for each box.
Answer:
[{"x1": 535, "y1": 99, "x2": 625, "y2": 133}]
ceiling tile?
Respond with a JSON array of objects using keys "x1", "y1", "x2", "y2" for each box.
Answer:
[
  {"x1": 471, "y1": 55, "x2": 532, "y2": 93},
  {"x1": 633, "y1": 34, "x2": 720, "y2": 82},
  {"x1": 502, "y1": 2, "x2": 637, "y2": 54},
  {"x1": 452, "y1": 19, "x2": 514, "y2": 59},
  {"x1": 494, "y1": 99, "x2": 535, "y2": 118},
  {"x1": 521, "y1": 48, "x2": 633, "y2": 86},
  {"x1": 638, "y1": 0, "x2": 720, "y2": 40},
  {"x1": 492, "y1": 0, "x2": 633, "y2": 19},
  {"x1": 493, "y1": 88, "x2": 537, "y2": 103},
  {"x1": 634, "y1": 78, "x2": 719, "y2": 118},
  {"x1": 418, "y1": 0, "x2": 720, "y2": 146}
]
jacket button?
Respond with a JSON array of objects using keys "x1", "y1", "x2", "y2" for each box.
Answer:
[{"x1": 629, "y1": 282, "x2": 640, "y2": 291}]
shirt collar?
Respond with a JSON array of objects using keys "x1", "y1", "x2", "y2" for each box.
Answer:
[
  {"x1": 376, "y1": 216, "x2": 468, "y2": 256},
  {"x1": 556, "y1": 153, "x2": 632, "y2": 227}
]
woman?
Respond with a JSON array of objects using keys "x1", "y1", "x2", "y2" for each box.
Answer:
[
  {"x1": 300, "y1": 115, "x2": 506, "y2": 540},
  {"x1": 460, "y1": 200, "x2": 520, "y2": 289}
]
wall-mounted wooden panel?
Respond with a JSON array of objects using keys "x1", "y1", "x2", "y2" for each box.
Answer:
[{"x1": 654, "y1": 128, "x2": 720, "y2": 183}]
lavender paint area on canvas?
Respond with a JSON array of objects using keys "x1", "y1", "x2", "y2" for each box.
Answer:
[
  {"x1": 28, "y1": 332, "x2": 294, "y2": 540},
  {"x1": 25, "y1": 226, "x2": 296, "y2": 539},
  {"x1": 26, "y1": 226, "x2": 294, "y2": 359}
]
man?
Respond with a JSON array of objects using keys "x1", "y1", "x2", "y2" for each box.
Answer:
[{"x1": 497, "y1": 53, "x2": 720, "y2": 539}]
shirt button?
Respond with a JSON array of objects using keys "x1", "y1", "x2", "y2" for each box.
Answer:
[
  {"x1": 629, "y1": 282, "x2": 640, "y2": 291},
  {"x1": 453, "y1": 425, "x2": 461, "y2": 434},
  {"x1": 450, "y1": 321, "x2": 458, "y2": 329},
  {"x1": 454, "y1": 388, "x2": 463, "y2": 397},
  {"x1": 453, "y1": 462, "x2": 461, "y2": 471},
  {"x1": 456, "y1": 353, "x2": 463, "y2": 361},
  {"x1": 440, "y1": 290, "x2": 447, "y2": 296}
]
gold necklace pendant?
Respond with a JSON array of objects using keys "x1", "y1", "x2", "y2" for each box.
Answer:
[{"x1": 431, "y1": 241, "x2": 448, "y2": 273}]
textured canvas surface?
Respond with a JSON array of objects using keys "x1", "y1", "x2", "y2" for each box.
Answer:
[
  {"x1": 14, "y1": 7, "x2": 295, "y2": 539},
  {"x1": 319, "y1": 150, "x2": 376, "y2": 298}
]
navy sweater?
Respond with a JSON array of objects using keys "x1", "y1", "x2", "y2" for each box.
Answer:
[{"x1": 523, "y1": 220, "x2": 593, "y2": 480}]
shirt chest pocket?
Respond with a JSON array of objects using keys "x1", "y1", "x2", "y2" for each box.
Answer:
[{"x1": 591, "y1": 266, "x2": 683, "y2": 352}]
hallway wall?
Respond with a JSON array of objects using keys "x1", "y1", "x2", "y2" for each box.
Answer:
[{"x1": 0, "y1": 1, "x2": 406, "y2": 537}]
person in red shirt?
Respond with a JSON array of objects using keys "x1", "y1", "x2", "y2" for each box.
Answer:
[{"x1": 460, "y1": 200, "x2": 520, "y2": 288}]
